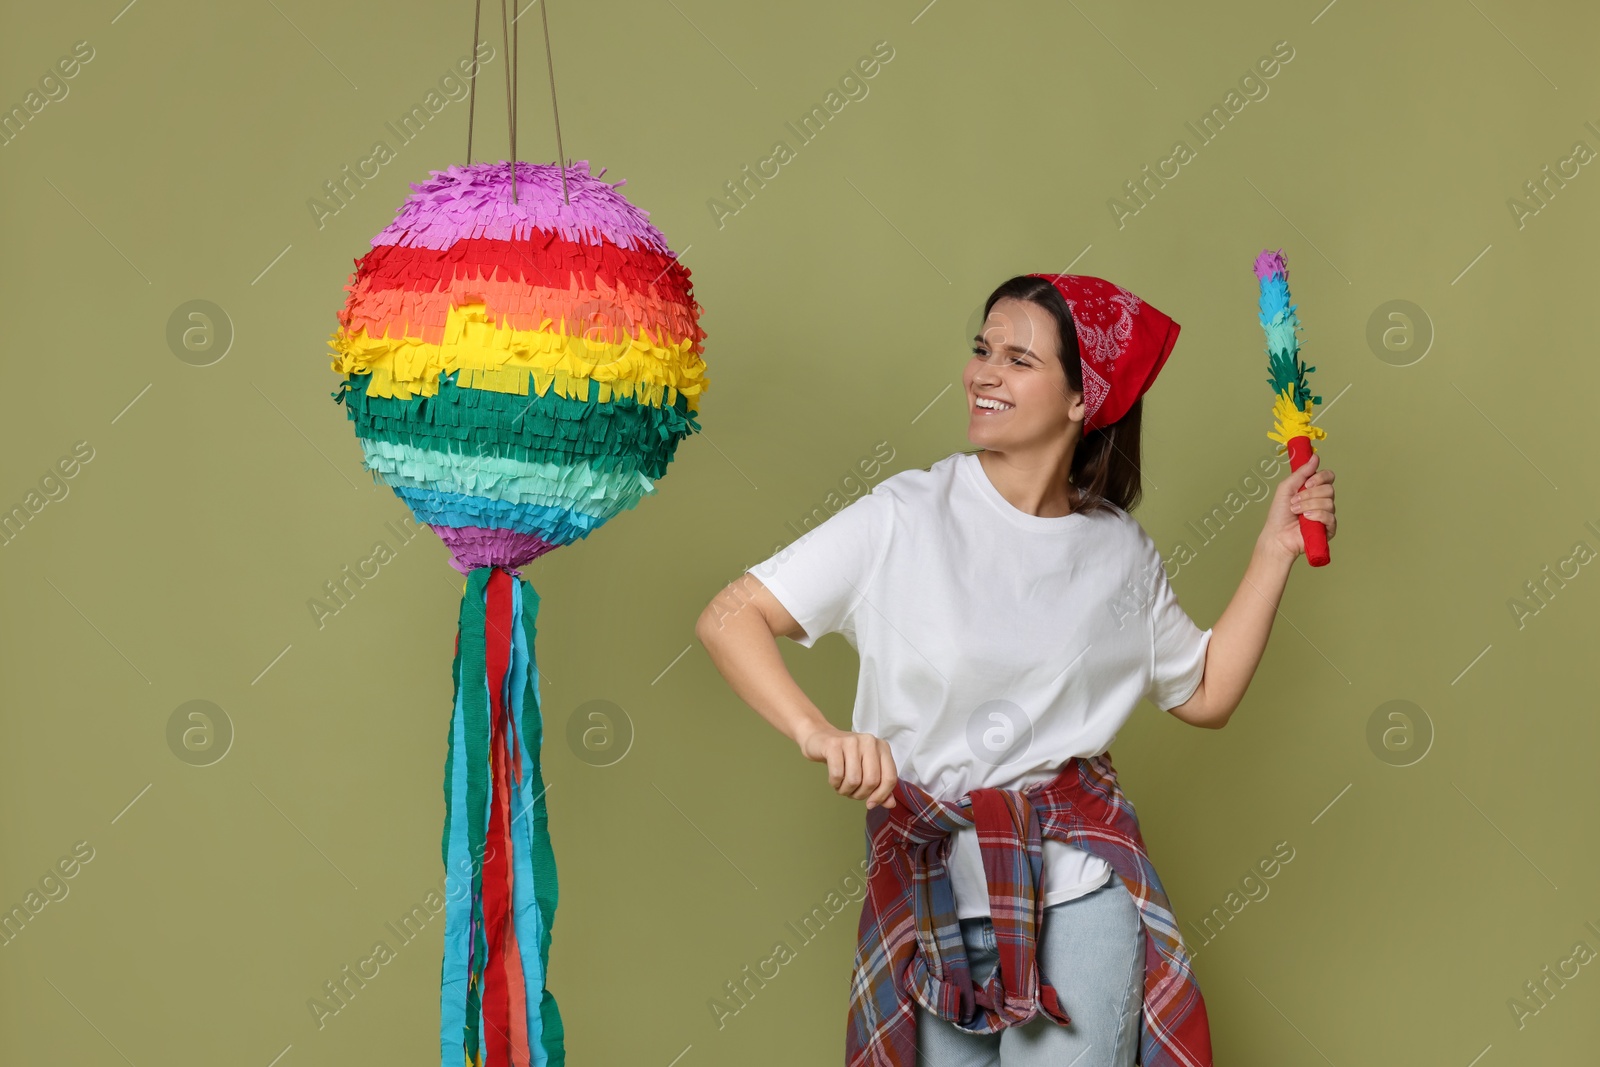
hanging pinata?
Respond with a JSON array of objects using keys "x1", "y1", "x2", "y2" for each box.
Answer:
[{"x1": 327, "y1": 156, "x2": 707, "y2": 1065}]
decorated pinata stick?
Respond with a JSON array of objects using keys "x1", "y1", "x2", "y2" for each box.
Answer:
[{"x1": 1253, "y1": 248, "x2": 1330, "y2": 567}]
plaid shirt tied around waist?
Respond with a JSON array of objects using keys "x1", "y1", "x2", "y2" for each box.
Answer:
[{"x1": 846, "y1": 751, "x2": 1213, "y2": 1067}]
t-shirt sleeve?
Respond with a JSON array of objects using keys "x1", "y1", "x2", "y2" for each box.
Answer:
[
  {"x1": 746, "y1": 488, "x2": 895, "y2": 648},
  {"x1": 1138, "y1": 532, "x2": 1212, "y2": 711}
]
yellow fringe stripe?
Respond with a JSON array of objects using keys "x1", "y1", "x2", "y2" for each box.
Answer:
[
  {"x1": 328, "y1": 301, "x2": 708, "y2": 410},
  {"x1": 1267, "y1": 388, "x2": 1328, "y2": 448}
]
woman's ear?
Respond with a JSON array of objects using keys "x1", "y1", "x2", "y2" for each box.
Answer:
[
  {"x1": 1066, "y1": 388, "x2": 1086, "y2": 425},
  {"x1": 1052, "y1": 375, "x2": 1086, "y2": 426}
]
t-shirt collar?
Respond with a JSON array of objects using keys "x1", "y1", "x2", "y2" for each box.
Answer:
[{"x1": 959, "y1": 452, "x2": 1089, "y2": 532}]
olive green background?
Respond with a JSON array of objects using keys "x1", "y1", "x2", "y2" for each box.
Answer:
[{"x1": 3, "y1": 0, "x2": 1598, "y2": 1063}]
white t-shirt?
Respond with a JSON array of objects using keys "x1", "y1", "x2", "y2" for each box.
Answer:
[{"x1": 750, "y1": 450, "x2": 1211, "y2": 919}]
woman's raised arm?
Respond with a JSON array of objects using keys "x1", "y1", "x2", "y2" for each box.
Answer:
[{"x1": 1165, "y1": 453, "x2": 1337, "y2": 729}]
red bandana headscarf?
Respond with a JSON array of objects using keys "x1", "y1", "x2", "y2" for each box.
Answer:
[{"x1": 1026, "y1": 273, "x2": 1182, "y2": 433}]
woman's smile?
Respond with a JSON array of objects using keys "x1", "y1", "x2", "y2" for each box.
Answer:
[{"x1": 973, "y1": 394, "x2": 1015, "y2": 414}]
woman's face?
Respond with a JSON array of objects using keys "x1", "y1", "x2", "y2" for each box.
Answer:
[{"x1": 963, "y1": 296, "x2": 1085, "y2": 450}]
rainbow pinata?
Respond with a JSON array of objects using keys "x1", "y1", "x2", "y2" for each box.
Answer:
[
  {"x1": 329, "y1": 159, "x2": 708, "y2": 573},
  {"x1": 324, "y1": 160, "x2": 708, "y2": 1067}
]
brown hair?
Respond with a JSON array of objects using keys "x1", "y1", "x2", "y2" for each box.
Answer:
[{"x1": 970, "y1": 274, "x2": 1145, "y2": 515}]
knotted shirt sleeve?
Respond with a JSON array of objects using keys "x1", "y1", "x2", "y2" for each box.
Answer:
[{"x1": 747, "y1": 488, "x2": 896, "y2": 649}]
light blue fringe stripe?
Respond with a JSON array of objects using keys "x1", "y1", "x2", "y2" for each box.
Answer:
[
  {"x1": 393, "y1": 485, "x2": 604, "y2": 543},
  {"x1": 508, "y1": 580, "x2": 551, "y2": 1065},
  {"x1": 439, "y1": 618, "x2": 475, "y2": 1066}
]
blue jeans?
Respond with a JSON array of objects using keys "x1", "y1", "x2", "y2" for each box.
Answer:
[{"x1": 915, "y1": 871, "x2": 1145, "y2": 1067}]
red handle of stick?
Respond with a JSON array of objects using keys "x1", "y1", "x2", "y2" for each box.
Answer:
[{"x1": 1286, "y1": 436, "x2": 1330, "y2": 566}]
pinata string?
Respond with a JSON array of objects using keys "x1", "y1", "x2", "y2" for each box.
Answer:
[
  {"x1": 499, "y1": 0, "x2": 516, "y2": 202},
  {"x1": 464, "y1": 0, "x2": 569, "y2": 207},
  {"x1": 466, "y1": 0, "x2": 482, "y2": 164},
  {"x1": 538, "y1": 0, "x2": 568, "y2": 205},
  {"x1": 511, "y1": 1, "x2": 518, "y2": 177}
]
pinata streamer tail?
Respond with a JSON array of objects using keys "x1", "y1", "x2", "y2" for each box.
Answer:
[
  {"x1": 441, "y1": 566, "x2": 564, "y2": 1067},
  {"x1": 1253, "y1": 248, "x2": 1331, "y2": 567}
]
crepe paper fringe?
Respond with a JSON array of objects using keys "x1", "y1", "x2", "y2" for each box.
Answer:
[
  {"x1": 435, "y1": 529, "x2": 559, "y2": 575},
  {"x1": 328, "y1": 301, "x2": 706, "y2": 408},
  {"x1": 394, "y1": 483, "x2": 645, "y2": 545},
  {"x1": 1267, "y1": 390, "x2": 1326, "y2": 450},
  {"x1": 333, "y1": 371, "x2": 698, "y2": 478},
  {"x1": 337, "y1": 237, "x2": 703, "y2": 350},
  {"x1": 359, "y1": 434, "x2": 653, "y2": 505},
  {"x1": 349, "y1": 232, "x2": 697, "y2": 311},
  {"x1": 1253, "y1": 248, "x2": 1331, "y2": 567},
  {"x1": 376, "y1": 160, "x2": 671, "y2": 255},
  {"x1": 328, "y1": 159, "x2": 706, "y2": 572},
  {"x1": 398, "y1": 486, "x2": 612, "y2": 540},
  {"x1": 355, "y1": 427, "x2": 672, "y2": 489},
  {"x1": 440, "y1": 567, "x2": 563, "y2": 1067},
  {"x1": 1252, "y1": 248, "x2": 1325, "y2": 450},
  {"x1": 342, "y1": 270, "x2": 701, "y2": 354}
]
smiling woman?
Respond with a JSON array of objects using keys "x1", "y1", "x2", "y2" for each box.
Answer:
[
  {"x1": 965, "y1": 274, "x2": 1175, "y2": 517},
  {"x1": 697, "y1": 269, "x2": 1337, "y2": 1067}
]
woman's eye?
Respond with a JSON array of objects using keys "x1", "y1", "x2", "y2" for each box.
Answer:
[{"x1": 971, "y1": 345, "x2": 1025, "y2": 366}]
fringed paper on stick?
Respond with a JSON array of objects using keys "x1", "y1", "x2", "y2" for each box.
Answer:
[
  {"x1": 328, "y1": 160, "x2": 708, "y2": 1066},
  {"x1": 1253, "y1": 248, "x2": 1329, "y2": 566}
]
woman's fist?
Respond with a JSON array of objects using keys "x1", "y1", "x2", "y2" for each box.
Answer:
[
  {"x1": 798, "y1": 724, "x2": 899, "y2": 809},
  {"x1": 1262, "y1": 451, "x2": 1337, "y2": 561}
]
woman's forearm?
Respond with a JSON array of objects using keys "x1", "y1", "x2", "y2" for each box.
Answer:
[
  {"x1": 696, "y1": 587, "x2": 833, "y2": 750},
  {"x1": 1195, "y1": 539, "x2": 1296, "y2": 727}
]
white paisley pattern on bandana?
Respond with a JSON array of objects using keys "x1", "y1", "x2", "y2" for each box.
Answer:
[
  {"x1": 1062, "y1": 285, "x2": 1142, "y2": 426},
  {"x1": 1080, "y1": 362, "x2": 1112, "y2": 423},
  {"x1": 1065, "y1": 286, "x2": 1144, "y2": 365},
  {"x1": 1027, "y1": 272, "x2": 1182, "y2": 433}
]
